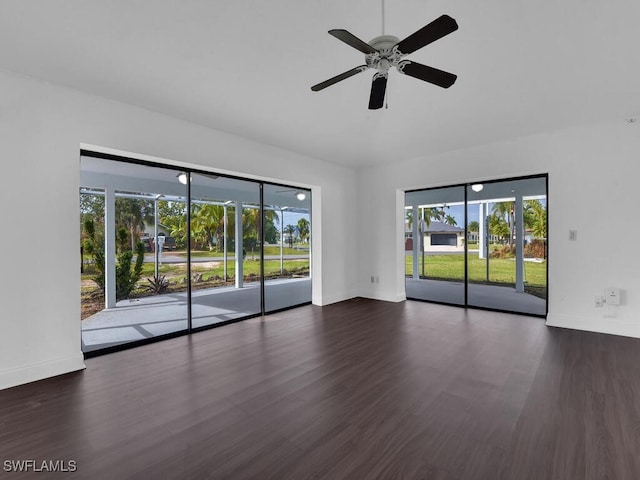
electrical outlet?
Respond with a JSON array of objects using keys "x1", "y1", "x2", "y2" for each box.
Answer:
[
  {"x1": 606, "y1": 287, "x2": 620, "y2": 305},
  {"x1": 569, "y1": 230, "x2": 577, "y2": 241},
  {"x1": 370, "y1": 276, "x2": 374, "y2": 283},
  {"x1": 594, "y1": 296, "x2": 603, "y2": 307}
]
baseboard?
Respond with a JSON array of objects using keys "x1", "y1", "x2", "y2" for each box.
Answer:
[
  {"x1": 546, "y1": 313, "x2": 640, "y2": 339},
  {"x1": 316, "y1": 290, "x2": 359, "y2": 306},
  {"x1": 359, "y1": 291, "x2": 407, "y2": 303},
  {"x1": 0, "y1": 353, "x2": 86, "y2": 391}
]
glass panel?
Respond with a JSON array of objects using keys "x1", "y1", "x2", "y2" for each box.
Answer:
[
  {"x1": 405, "y1": 186, "x2": 466, "y2": 306},
  {"x1": 189, "y1": 173, "x2": 261, "y2": 328},
  {"x1": 466, "y1": 177, "x2": 547, "y2": 315},
  {"x1": 263, "y1": 184, "x2": 312, "y2": 312},
  {"x1": 80, "y1": 157, "x2": 189, "y2": 353}
]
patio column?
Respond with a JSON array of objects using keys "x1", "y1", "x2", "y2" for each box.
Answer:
[
  {"x1": 154, "y1": 196, "x2": 159, "y2": 279},
  {"x1": 478, "y1": 202, "x2": 486, "y2": 259},
  {"x1": 280, "y1": 207, "x2": 285, "y2": 275},
  {"x1": 515, "y1": 194, "x2": 525, "y2": 293},
  {"x1": 235, "y1": 201, "x2": 243, "y2": 288},
  {"x1": 412, "y1": 205, "x2": 419, "y2": 279},
  {"x1": 223, "y1": 203, "x2": 228, "y2": 281},
  {"x1": 104, "y1": 187, "x2": 117, "y2": 309}
]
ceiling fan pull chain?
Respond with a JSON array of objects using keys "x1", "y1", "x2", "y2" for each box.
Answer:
[{"x1": 381, "y1": 0, "x2": 385, "y2": 35}]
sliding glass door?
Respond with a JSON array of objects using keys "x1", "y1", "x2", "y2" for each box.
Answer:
[
  {"x1": 466, "y1": 176, "x2": 547, "y2": 315},
  {"x1": 405, "y1": 175, "x2": 547, "y2": 316},
  {"x1": 189, "y1": 173, "x2": 261, "y2": 329},
  {"x1": 80, "y1": 158, "x2": 189, "y2": 353},
  {"x1": 263, "y1": 184, "x2": 312, "y2": 312},
  {"x1": 405, "y1": 186, "x2": 466, "y2": 306},
  {"x1": 80, "y1": 153, "x2": 312, "y2": 355}
]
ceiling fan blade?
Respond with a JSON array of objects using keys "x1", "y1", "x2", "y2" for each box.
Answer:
[
  {"x1": 368, "y1": 74, "x2": 387, "y2": 110},
  {"x1": 329, "y1": 29, "x2": 378, "y2": 54},
  {"x1": 398, "y1": 61, "x2": 457, "y2": 88},
  {"x1": 394, "y1": 15, "x2": 458, "y2": 55},
  {"x1": 311, "y1": 65, "x2": 368, "y2": 91}
]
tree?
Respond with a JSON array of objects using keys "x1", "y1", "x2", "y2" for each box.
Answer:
[
  {"x1": 115, "y1": 240, "x2": 145, "y2": 300},
  {"x1": 468, "y1": 221, "x2": 480, "y2": 232},
  {"x1": 158, "y1": 200, "x2": 186, "y2": 219},
  {"x1": 191, "y1": 204, "x2": 225, "y2": 251},
  {"x1": 116, "y1": 227, "x2": 128, "y2": 254},
  {"x1": 492, "y1": 201, "x2": 515, "y2": 247},
  {"x1": 524, "y1": 200, "x2": 547, "y2": 239},
  {"x1": 284, "y1": 224, "x2": 296, "y2": 248},
  {"x1": 297, "y1": 218, "x2": 310, "y2": 244},
  {"x1": 264, "y1": 219, "x2": 278, "y2": 245},
  {"x1": 83, "y1": 218, "x2": 144, "y2": 300},
  {"x1": 488, "y1": 214, "x2": 510, "y2": 242},
  {"x1": 241, "y1": 208, "x2": 260, "y2": 259},
  {"x1": 83, "y1": 218, "x2": 105, "y2": 289},
  {"x1": 116, "y1": 197, "x2": 153, "y2": 251},
  {"x1": 80, "y1": 193, "x2": 104, "y2": 222},
  {"x1": 405, "y1": 207, "x2": 445, "y2": 231},
  {"x1": 444, "y1": 214, "x2": 457, "y2": 227},
  {"x1": 239, "y1": 207, "x2": 280, "y2": 257},
  {"x1": 161, "y1": 212, "x2": 188, "y2": 249}
]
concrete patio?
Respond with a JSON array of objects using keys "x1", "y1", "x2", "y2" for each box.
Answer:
[
  {"x1": 405, "y1": 278, "x2": 546, "y2": 316},
  {"x1": 82, "y1": 277, "x2": 312, "y2": 352}
]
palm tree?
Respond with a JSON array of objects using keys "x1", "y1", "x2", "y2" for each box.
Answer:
[
  {"x1": 405, "y1": 207, "x2": 444, "y2": 231},
  {"x1": 524, "y1": 200, "x2": 547, "y2": 239},
  {"x1": 192, "y1": 204, "x2": 225, "y2": 251},
  {"x1": 162, "y1": 213, "x2": 188, "y2": 249},
  {"x1": 468, "y1": 221, "x2": 480, "y2": 232},
  {"x1": 492, "y1": 201, "x2": 515, "y2": 247},
  {"x1": 283, "y1": 224, "x2": 296, "y2": 248},
  {"x1": 297, "y1": 218, "x2": 310, "y2": 244},
  {"x1": 489, "y1": 214, "x2": 510, "y2": 242},
  {"x1": 116, "y1": 197, "x2": 153, "y2": 251},
  {"x1": 444, "y1": 214, "x2": 457, "y2": 227}
]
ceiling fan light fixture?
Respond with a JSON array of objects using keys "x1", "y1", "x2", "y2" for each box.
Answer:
[
  {"x1": 471, "y1": 184, "x2": 484, "y2": 192},
  {"x1": 296, "y1": 192, "x2": 306, "y2": 201}
]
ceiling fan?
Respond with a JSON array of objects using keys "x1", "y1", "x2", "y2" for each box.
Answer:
[{"x1": 311, "y1": 14, "x2": 458, "y2": 109}]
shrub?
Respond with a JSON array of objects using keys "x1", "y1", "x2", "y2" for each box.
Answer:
[
  {"x1": 115, "y1": 241, "x2": 145, "y2": 300},
  {"x1": 145, "y1": 275, "x2": 169, "y2": 295},
  {"x1": 524, "y1": 239, "x2": 546, "y2": 258},
  {"x1": 490, "y1": 245, "x2": 515, "y2": 259}
]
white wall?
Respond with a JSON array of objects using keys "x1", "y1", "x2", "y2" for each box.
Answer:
[
  {"x1": 357, "y1": 121, "x2": 640, "y2": 338},
  {"x1": 0, "y1": 70, "x2": 358, "y2": 390}
]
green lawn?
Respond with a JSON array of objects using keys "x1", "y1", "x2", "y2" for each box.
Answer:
[
  {"x1": 81, "y1": 258, "x2": 309, "y2": 319},
  {"x1": 168, "y1": 245, "x2": 307, "y2": 258},
  {"x1": 406, "y1": 253, "x2": 546, "y2": 287},
  {"x1": 82, "y1": 258, "x2": 309, "y2": 285}
]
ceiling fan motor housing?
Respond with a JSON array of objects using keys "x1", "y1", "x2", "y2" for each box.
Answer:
[{"x1": 365, "y1": 35, "x2": 402, "y2": 71}]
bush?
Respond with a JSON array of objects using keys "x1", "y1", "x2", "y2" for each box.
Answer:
[
  {"x1": 144, "y1": 275, "x2": 169, "y2": 295},
  {"x1": 115, "y1": 241, "x2": 145, "y2": 300},
  {"x1": 524, "y1": 239, "x2": 546, "y2": 258},
  {"x1": 490, "y1": 245, "x2": 515, "y2": 259}
]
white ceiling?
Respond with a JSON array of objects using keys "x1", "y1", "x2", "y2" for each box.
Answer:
[{"x1": 1, "y1": 1, "x2": 639, "y2": 169}]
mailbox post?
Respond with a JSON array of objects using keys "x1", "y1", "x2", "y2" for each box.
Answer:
[{"x1": 157, "y1": 235, "x2": 165, "y2": 266}]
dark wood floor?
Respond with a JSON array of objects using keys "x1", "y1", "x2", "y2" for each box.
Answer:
[{"x1": 2, "y1": 299, "x2": 640, "y2": 479}]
